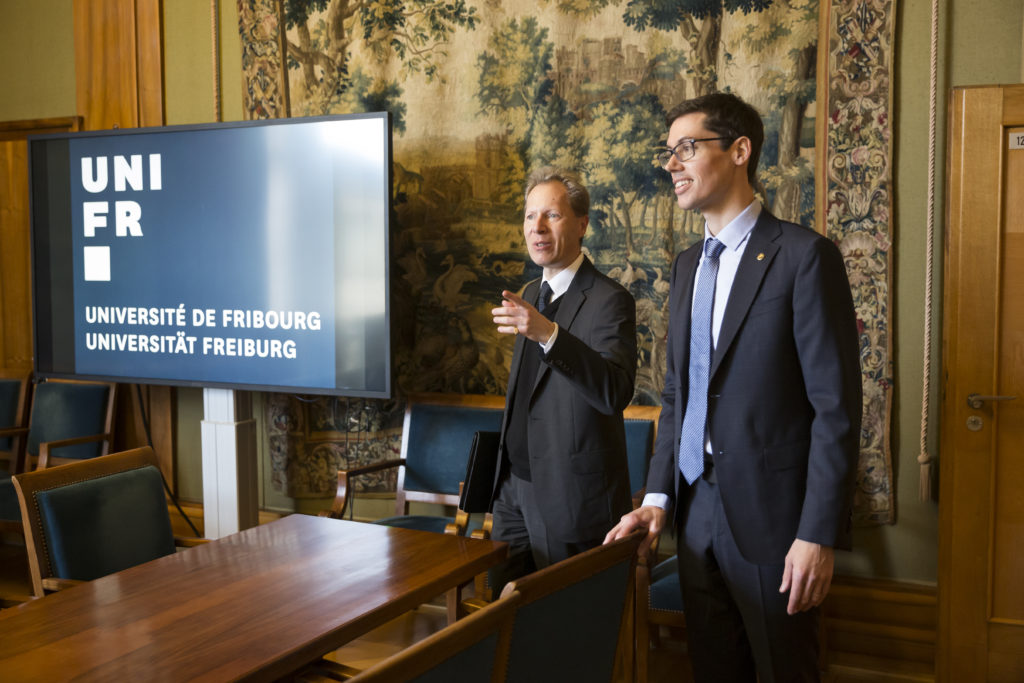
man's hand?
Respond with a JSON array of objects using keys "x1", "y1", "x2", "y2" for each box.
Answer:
[
  {"x1": 604, "y1": 505, "x2": 667, "y2": 558},
  {"x1": 779, "y1": 539, "x2": 834, "y2": 614},
  {"x1": 492, "y1": 290, "x2": 557, "y2": 344}
]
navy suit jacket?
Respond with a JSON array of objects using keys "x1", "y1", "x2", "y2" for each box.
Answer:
[
  {"x1": 490, "y1": 256, "x2": 637, "y2": 541},
  {"x1": 646, "y1": 211, "x2": 862, "y2": 564}
]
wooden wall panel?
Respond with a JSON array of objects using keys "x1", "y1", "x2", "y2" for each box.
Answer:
[
  {"x1": 73, "y1": 0, "x2": 139, "y2": 131},
  {"x1": 823, "y1": 576, "x2": 937, "y2": 682},
  {"x1": 0, "y1": 138, "x2": 33, "y2": 371},
  {"x1": 0, "y1": 118, "x2": 81, "y2": 372}
]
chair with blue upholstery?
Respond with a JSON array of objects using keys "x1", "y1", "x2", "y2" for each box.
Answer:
[
  {"x1": 497, "y1": 528, "x2": 644, "y2": 683},
  {"x1": 0, "y1": 369, "x2": 32, "y2": 479},
  {"x1": 334, "y1": 591, "x2": 519, "y2": 683},
  {"x1": 0, "y1": 378, "x2": 116, "y2": 534},
  {"x1": 324, "y1": 393, "x2": 505, "y2": 536},
  {"x1": 22, "y1": 379, "x2": 117, "y2": 471},
  {"x1": 623, "y1": 404, "x2": 660, "y2": 508},
  {"x1": 12, "y1": 445, "x2": 205, "y2": 597},
  {"x1": 635, "y1": 541, "x2": 686, "y2": 683}
]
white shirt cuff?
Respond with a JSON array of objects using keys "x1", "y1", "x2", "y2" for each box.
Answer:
[
  {"x1": 540, "y1": 323, "x2": 559, "y2": 354},
  {"x1": 642, "y1": 492, "x2": 670, "y2": 510}
]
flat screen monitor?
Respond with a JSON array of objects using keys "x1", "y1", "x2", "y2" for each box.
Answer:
[{"x1": 28, "y1": 112, "x2": 392, "y2": 398}]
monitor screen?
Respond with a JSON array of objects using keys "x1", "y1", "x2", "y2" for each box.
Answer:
[{"x1": 29, "y1": 112, "x2": 392, "y2": 398}]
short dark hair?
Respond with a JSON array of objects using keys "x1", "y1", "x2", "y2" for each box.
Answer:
[
  {"x1": 665, "y1": 92, "x2": 764, "y2": 186},
  {"x1": 524, "y1": 166, "x2": 590, "y2": 218}
]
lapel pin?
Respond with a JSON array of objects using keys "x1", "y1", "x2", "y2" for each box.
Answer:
[{"x1": 757, "y1": 252, "x2": 765, "y2": 261}]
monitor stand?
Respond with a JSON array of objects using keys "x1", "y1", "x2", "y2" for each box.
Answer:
[{"x1": 200, "y1": 388, "x2": 258, "y2": 538}]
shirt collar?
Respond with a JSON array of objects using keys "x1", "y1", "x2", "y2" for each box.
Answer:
[
  {"x1": 705, "y1": 199, "x2": 761, "y2": 252},
  {"x1": 544, "y1": 251, "x2": 585, "y2": 300}
]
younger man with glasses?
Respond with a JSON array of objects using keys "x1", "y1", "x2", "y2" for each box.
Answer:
[{"x1": 606, "y1": 93, "x2": 862, "y2": 682}]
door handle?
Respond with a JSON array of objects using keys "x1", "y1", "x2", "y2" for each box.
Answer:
[{"x1": 966, "y1": 393, "x2": 1018, "y2": 410}]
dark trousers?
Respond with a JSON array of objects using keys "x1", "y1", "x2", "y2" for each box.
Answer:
[
  {"x1": 677, "y1": 473, "x2": 821, "y2": 683},
  {"x1": 490, "y1": 471, "x2": 601, "y2": 594}
]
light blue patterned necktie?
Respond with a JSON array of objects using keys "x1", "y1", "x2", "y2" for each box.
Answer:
[{"x1": 679, "y1": 237, "x2": 726, "y2": 484}]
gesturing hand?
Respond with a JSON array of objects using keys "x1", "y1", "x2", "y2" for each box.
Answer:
[{"x1": 492, "y1": 290, "x2": 556, "y2": 344}]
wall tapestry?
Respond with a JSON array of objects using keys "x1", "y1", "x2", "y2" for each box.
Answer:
[{"x1": 238, "y1": 0, "x2": 895, "y2": 524}]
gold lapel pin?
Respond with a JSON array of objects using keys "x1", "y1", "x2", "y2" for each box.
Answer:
[{"x1": 757, "y1": 252, "x2": 765, "y2": 261}]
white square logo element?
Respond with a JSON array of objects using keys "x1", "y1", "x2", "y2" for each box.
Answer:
[{"x1": 83, "y1": 246, "x2": 111, "y2": 282}]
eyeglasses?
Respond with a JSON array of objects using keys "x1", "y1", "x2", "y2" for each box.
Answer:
[{"x1": 655, "y1": 137, "x2": 733, "y2": 167}]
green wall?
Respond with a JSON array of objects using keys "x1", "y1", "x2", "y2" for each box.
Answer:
[
  {"x1": 3, "y1": 0, "x2": 1023, "y2": 582},
  {"x1": 0, "y1": 0, "x2": 74, "y2": 121}
]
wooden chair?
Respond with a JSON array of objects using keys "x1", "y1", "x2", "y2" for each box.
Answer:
[
  {"x1": 22, "y1": 378, "x2": 117, "y2": 470},
  {"x1": 498, "y1": 529, "x2": 645, "y2": 683},
  {"x1": 635, "y1": 539, "x2": 686, "y2": 683},
  {"x1": 324, "y1": 392, "x2": 504, "y2": 536},
  {"x1": 0, "y1": 378, "x2": 116, "y2": 532},
  {"x1": 0, "y1": 369, "x2": 32, "y2": 478},
  {"x1": 340, "y1": 592, "x2": 520, "y2": 683},
  {"x1": 12, "y1": 446, "x2": 205, "y2": 597}
]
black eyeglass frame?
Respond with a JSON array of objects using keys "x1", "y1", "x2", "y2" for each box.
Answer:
[{"x1": 655, "y1": 136, "x2": 734, "y2": 167}]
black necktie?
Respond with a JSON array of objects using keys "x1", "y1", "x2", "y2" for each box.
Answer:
[{"x1": 538, "y1": 281, "x2": 553, "y2": 313}]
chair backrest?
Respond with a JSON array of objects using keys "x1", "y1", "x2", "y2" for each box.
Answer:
[
  {"x1": 348, "y1": 591, "x2": 520, "y2": 683},
  {"x1": 499, "y1": 530, "x2": 645, "y2": 683},
  {"x1": 623, "y1": 405, "x2": 660, "y2": 499},
  {"x1": 25, "y1": 379, "x2": 116, "y2": 466},
  {"x1": 0, "y1": 369, "x2": 31, "y2": 473},
  {"x1": 12, "y1": 446, "x2": 176, "y2": 596},
  {"x1": 396, "y1": 393, "x2": 505, "y2": 515}
]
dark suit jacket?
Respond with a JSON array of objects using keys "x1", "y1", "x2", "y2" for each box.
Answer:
[
  {"x1": 490, "y1": 256, "x2": 637, "y2": 542},
  {"x1": 646, "y1": 211, "x2": 862, "y2": 564}
]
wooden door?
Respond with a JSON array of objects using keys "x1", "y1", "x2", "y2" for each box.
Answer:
[{"x1": 939, "y1": 84, "x2": 1024, "y2": 682}]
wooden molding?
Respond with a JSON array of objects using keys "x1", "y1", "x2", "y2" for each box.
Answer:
[{"x1": 823, "y1": 576, "x2": 937, "y2": 682}]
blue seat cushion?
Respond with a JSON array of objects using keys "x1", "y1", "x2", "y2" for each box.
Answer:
[
  {"x1": 649, "y1": 555, "x2": 684, "y2": 613},
  {"x1": 374, "y1": 514, "x2": 454, "y2": 535},
  {"x1": 35, "y1": 465, "x2": 176, "y2": 581},
  {"x1": 373, "y1": 514, "x2": 485, "y2": 536}
]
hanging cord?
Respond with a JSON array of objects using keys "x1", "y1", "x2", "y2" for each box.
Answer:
[
  {"x1": 211, "y1": 0, "x2": 222, "y2": 122},
  {"x1": 917, "y1": 0, "x2": 939, "y2": 502},
  {"x1": 135, "y1": 385, "x2": 202, "y2": 537}
]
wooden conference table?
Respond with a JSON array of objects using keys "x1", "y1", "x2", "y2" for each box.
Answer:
[{"x1": 0, "y1": 514, "x2": 507, "y2": 682}]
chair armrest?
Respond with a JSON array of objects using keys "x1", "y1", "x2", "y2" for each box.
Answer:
[
  {"x1": 174, "y1": 536, "x2": 209, "y2": 548},
  {"x1": 444, "y1": 482, "x2": 470, "y2": 536},
  {"x1": 325, "y1": 458, "x2": 405, "y2": 519},
  {"x1": 0, "y1": 426, "x2": 29, "y2": 439},
  {"x1": 36, "y1": 432, "x2": 112, "y2": 469},
  {"x1": 469, "y1": 512, "x2": 493, "y2": 540},
  {"x1": 41, "y1": 577, "x2": 84, "y2": 592}
]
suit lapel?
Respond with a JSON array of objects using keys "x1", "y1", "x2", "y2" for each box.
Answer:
[
  {"x1": 710, "y1": 212, "x2": 781, "y2": 378},
  {"x1": 671, "y1": 243, "x2": 702, "y2": 376}
]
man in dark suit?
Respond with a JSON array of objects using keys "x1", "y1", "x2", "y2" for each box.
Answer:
[
  {"x1": 490, "y1": 167, "x2": 637, "y2": 579},
  {"x1": 605, "y1": 93, "x2": 862, "y2": 682}
]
